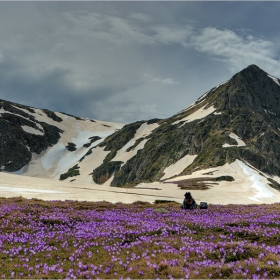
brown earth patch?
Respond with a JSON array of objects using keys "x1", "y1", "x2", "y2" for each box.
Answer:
[{"x1": 164, "y1": 175, "x2": 234, "y2": 190}]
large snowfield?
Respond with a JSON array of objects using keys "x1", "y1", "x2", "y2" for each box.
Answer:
[{"x1": 1, "y1": 159, "x2": 280, "y2": 205}]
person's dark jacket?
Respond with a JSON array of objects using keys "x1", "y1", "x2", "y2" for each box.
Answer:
[{"x1": 181, "y1": 198, "x2": 197, "y2": 210}]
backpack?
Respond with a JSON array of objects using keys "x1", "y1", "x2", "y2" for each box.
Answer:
[{"x1": 200, "y1": 202, "x2": 208, "y2": 209}]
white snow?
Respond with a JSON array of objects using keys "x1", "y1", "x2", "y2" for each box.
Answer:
[
  {"x1": 163, "y1": 159, "x2": 280, "y2": 204},
  {"x1": 1, "y1": 102, "x2": 125, "y2": 182},
  {"x1": 52, "y1": 148, "x2": 85, "y2": 176},
  {"x1": 268, "y1": 74, "x2": 280, "y2": 86},
  {"x1": 214, "y1": 80, "x2": 228, "y2": 90},
  {"x1": 0, "y1": 186, "x2": 66, "y2": 193},
  {"x1": 214, "y1": 112, "x2": 222, "y2": 115},
  {"x1": 111, "y1": 123, "x2": 159, "y2": 166},
  {"x1": 178, "y1": 93, "x2": 209, "y2": 115},
  {"x1": 263, "y1": 109, "x2": 276, "y2": 116},
  {"x1": 21, "y1": 125, "x2": 44, "y2": 136},
  {"x1": 0, "y1": 107, "x2": 27, "y2": 119},
  {"x1": 197, "y1": 91, "x2": 210, "y2": 102},
  {"x1": 31, "y1": 127, "x2": 117, "y2": 178},
  {"x1": 177, "y1": 102, "x2": 197, "y2": 114},
  {"x1": 1, "y1": 106, "x2": 46, "y2": 134},
  {"x1": 236, "y1": 160, "x2": 275, "y2": 201},
  {"x1": 112, "y1": 139, "x2": 149, "y2": 167},
  {"x1": 177, "y1": 81, "x2": 228, "y2": 115},
  {"x1": 223, "y1": 133, "x2": 246, "y2": 148},
  {"x1": 1, "y1": 158, "x2": 280, "y2": 204},
  {"x1": 11, "y1": 165, "x2": 27, "y2": 175},
  {"x1": 41, "y1": 143, "x2": 65, "y2": 172},
  {"x1": 15, "y1": 110, "x2": 123, "y2": 178},
  {"x1": 71, "y1": 129, "x2": 101, "y2": 149},
  {"x1": 173, "y1": 105, "x2": 216, "y2": 125},
  {"x1": 122, "y1": 123, "x2": 158, "y2": 152},
  {"x1": 40, "y1": 130, "x2": 110, "y2": 177},
  {"x1": 8, "y1": 105, "x2": 64, "y2": 127},
  {"x1": 63, "y1": 147, "x2": 110, "y2": 183},
  {"x1": 161, "y1": 154, "x2": 197, "y2": 179}
]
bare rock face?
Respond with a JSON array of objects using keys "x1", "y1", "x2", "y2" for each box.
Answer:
[
  {"x1": 92, "y1": 161, "x2": 123, "y2": 184},
  {"x1": 0, "y1": 99, "x2": 62, "y2": 172}
]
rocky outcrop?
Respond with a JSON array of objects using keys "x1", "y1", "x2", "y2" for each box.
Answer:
[
  {"x1": 0, "y1": 99, "x2": 62, "y2": 172},
  {"x1": 92, "y1": 161, "x2": 123, "y2": 184},
  {"x1": 60, "y1": 164, "x2": 80, "y2": 180},
  {"x1": 66, "y1": 142, "x2": 77, "y2": 152}
]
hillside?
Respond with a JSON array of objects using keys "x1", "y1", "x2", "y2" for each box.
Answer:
[
  {"x1": 1, "y1": 65, "x2": 280, "y2": 204},
  {"x1": 0, "y1": 99, "x2": 123, "y2": 182},
  {"x1": 91, "y1": 65, "x2": 280, "y2": 189}
]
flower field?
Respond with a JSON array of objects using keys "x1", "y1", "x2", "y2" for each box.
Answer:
[{"x1": 1, "y1": 197, "x2": 280, "y2": 279}]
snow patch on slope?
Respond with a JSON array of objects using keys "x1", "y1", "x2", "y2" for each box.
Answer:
[
  {"x1": 112, "y1": 139, "x2": 149, "y2": 167},
  {"x1": 178, "y1": 80, "x2": 228, "y2": 115},
  {"x1": 197, "y1": 91, "x2": 210, "y2": 102},
  {"x1": 38, "y1": 129, "x2": 116, "y2": 177},
  {"x1": 10, "y1": 165, "x2": 27, "y2": 175},
  {"x1": 1, "y1": 107, "x2": 45, "y2": 135},
  {"x1": 177, "y1": 102, "x2": 196, "y2": 114},
  {"x1": 21, "y1": 112, "x2": 123, "y2": 179},
  {"x1": 215, "y1": 80, "x2": 228, "y2": 90},
  {"x1": 161, "y1": 154, "x2": 197, "y2": 180},
  {"x1": 41, "y1": 143, "x2": 65, "y2": 172},
  {"x1": 268, "y1": 74, "x2": 280, "y2": 86},
  {"x1": 173, "y1": 105, "x2": 216, "y2": 125},
  {"x1": 166, "y1": 159, "x2": 278, "y2": 203},
  {"x1": 223, "y1": 133, "x2": 246, "y2": 148},
  {"x1": 111, "y1": 122, "x2": 159, "y2": 165},
  {"x1": 21, "y1": 125, "x2": 44, "y2": 136},
  {"x1": 71, "y1": 129, "x2": 101, "y2": 149},
  {"x1": 61, "y1": 147, "x2": 110, "y2": 183},
  {"x1": 0, "y1": 107, "x2": 29, "y2": 120},
  {"x1": 237, "y1": 160, "x2": 275, "y2": 202}
]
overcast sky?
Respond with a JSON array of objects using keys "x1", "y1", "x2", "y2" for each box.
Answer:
[{"x1": 0, "y1": 2, "x2": 280, "y2": 124}]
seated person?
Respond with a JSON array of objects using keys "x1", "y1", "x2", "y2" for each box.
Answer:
[{"x1": 181, "y1": 192, "x2": 197, "y2": 210}]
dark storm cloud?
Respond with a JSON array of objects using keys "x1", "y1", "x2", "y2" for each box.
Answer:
[
  {"x1": 0, "y1": 55, "x2": 127, "y2": 120},
  {"x1": 0, "y1": 2, "x2": 279, "y2": 124}
]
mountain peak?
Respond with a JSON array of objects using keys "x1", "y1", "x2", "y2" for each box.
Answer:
[
  {"x1": 205, "y1": 64, "x2": 280, "y2": 113},
  {"x1": 244, "y1": 64, "x2": 262, "y2": 71},
  {"x1": 233, "y1": 64, "x2": 268, "y2": 79}
]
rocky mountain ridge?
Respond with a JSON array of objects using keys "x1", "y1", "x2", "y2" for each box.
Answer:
[
  {"x1": 1, "y1": 65, "x2": 280, "y2": 191},
  {"x1": 91, "y1": 65, "x2": 280, "y2": 186}
]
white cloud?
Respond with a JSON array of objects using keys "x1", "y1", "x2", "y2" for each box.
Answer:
[
  {"x1": 153, "y1": 25, "x2": 193, "y2": 45},
  {"x1": 144, "y1": 74, "x2": 179, "y2": 85},
  {"x1": 62, "y1": 11, "x2": 193, "y2": 48},
  {"x1": 186, "y1": 27, "x2": 280, "y2": 75}
]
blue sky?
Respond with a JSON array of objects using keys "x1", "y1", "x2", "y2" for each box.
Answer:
[{"x1": 0, "y1": 2, "x2": 280, "y2": 123}]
